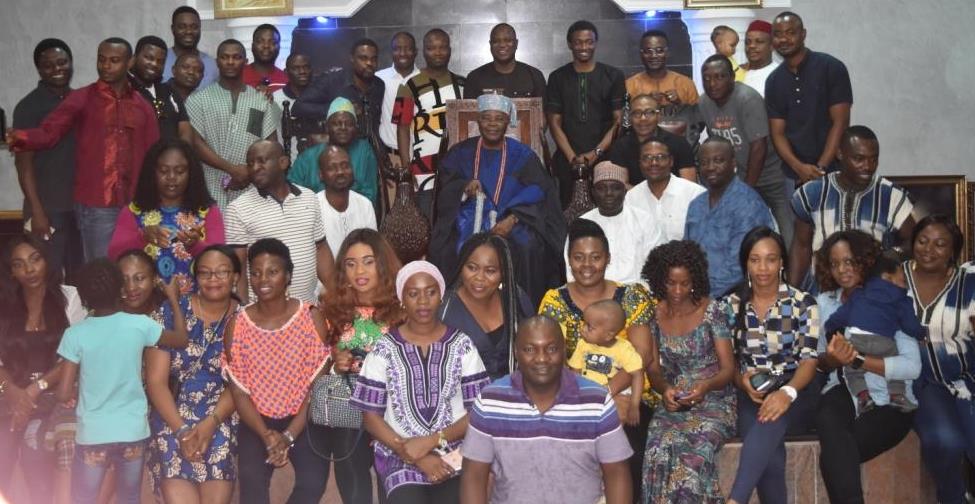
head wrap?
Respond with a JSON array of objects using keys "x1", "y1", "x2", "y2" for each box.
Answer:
[
  {"x1": 593, "y1": 161, "x2": 628, "y2": 185},
  {"x1": 395, "y1": 260, "x2": 446, "y2": 302},
  {"x1": 747, "y1": 20, "x2": 772, "y2": 34},
  {"x1": 477, "y1": 93, "x2": 518, "y2": 127},
  {"x1": 327, "y1": 97, "x2": 356, "y2": 121}
]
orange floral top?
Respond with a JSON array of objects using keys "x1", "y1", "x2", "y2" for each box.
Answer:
[{"x1": 223, "y1": 301, "x2": 330, "y2": 418}]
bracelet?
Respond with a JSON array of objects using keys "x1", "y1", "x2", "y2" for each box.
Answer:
[
  {"x1": 436, "y1": 430, "x2": 449, "y2": 452},
  {"x1": 282, "y1": 429, "x2": 296, "y2": 447},
  {"x1": 0, "y1": 380, "x2": 7, "y2": 396},
  {"x1": 175, "y1": 424, "x2": 192, "y2": 439}
]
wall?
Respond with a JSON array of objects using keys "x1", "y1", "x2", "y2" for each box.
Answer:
[
  {"x1": 794, "y1": 0, "x2": 975, "y2": 178},
  {"x1": 1, "y1": 0, "x2": 973, "y2": 212}
]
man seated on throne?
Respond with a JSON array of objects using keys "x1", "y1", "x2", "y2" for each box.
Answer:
[{"x1": 430, "y1": 94, "x2": 565, "y2": 306}]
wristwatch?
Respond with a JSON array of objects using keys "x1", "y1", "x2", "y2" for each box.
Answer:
[
  {"x1": 851, "y1": 353, "x2": 866, "y2": 370},
  {"x1": 594, "y1": 147, "x2": 604, "y2": 157},
  {"x1": 436, "y1": 430, "x2": 449, "y2": 452},
  {"x1": 780, "y1": 385, "x2": 798, "y2": 403},
  {"x1": 282, "y1": 429, "x2": 296, "y2": 447},
  {"x1": 35, "y1": 378, "x2": 49, "y2": 392}
]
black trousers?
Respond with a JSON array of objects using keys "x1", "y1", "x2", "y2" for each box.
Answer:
[
  {"x1": 623, "y1": 401, "x2": 653, "y2": 502},
  {"x1": 307, "y1": 424, "x2": 377, "y2": 504},
  {"x1": 238, "y1": 415, "x2": 330, "y2": 504},
  {"x1": 387, "y1": 478, "x2": 460, "y2": 504},
  {"x1": 815, "y1": 384, "x2": 915, "y2": 504}
]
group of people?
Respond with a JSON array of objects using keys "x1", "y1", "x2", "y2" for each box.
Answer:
[{"x1": 1, "y1": 5, "x2": 973, "y2": 504}]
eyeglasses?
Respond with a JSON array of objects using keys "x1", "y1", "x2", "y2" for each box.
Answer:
[
  {"x1": 641, "y1": 153, "x2": 672, "y2": 163},
  {"x1": 196, "y1": 269, "x2": 233, "y2": 280},
  {"x1": 640, "y1": 47, "x2": 667, "y2": 56},
  {"x1": 630, "y1": 109, "x2": 661, "y2": 119}
]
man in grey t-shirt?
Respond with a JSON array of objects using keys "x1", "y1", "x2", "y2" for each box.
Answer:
[{"x1": 694, "y1": 54, "x2": 793, "y2": 246}]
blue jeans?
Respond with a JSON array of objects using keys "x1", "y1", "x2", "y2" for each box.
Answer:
[
  {"x1": 730, "y1": 384, "x2": 819, "y2": 503},
  {"x1": 73, "y1": 204, "x2": 120, "y2": 262},
  {"x1": 71, "y1": 440, "x2": 146, "y2": 504},
  {"x1": 913, "y1": 377, "x2": 975, "y2": 504}
]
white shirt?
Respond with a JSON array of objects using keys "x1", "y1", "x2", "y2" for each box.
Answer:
[
  {"x1": 625, "y1": 175, "x2": 706, "y2": 243},
  {"x1": 742, "y1": 61, "x2": 780, "y2": 98},
  {"x1": 376, "y1": 65, "x2": 421, "y2": 150},
  {"x1": 316, "y1": 190, "x2": 378, "y2": 258},
  {"x1": 566, "y1": 206, "x2": 664, "y2": 285}
]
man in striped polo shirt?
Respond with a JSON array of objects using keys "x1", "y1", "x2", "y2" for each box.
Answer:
[
  {"x1": 789, "y1": 125, "x2": 915, "y2": 286},
  {"x1": 460, "y1": 316, "x2": 633, "y2": 504},
  {"x1": 225, "y1": 140, "x2": 334, "y2": 303}
]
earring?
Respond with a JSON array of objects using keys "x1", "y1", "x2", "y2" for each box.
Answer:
[
  {"x1": 779, "y1": 267, "x2": 786, "y2": 283},
  {"x1": 747, "y1": 275, "x2": 752, "y2": 289},
  {"x1": 498, "y1": 282, "x2": 504, "y2": 290}
]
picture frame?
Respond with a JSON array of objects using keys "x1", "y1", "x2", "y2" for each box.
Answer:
[
  {"x1": 888, "y1": 175, "x2": 971, "y2": 261},
  {"x1": 684, "y1": 0, "x2": 763, "y2": 8},
  {"x1": 213, "y1": 0, "x2": 293, "y2": 19},
  {"x1": 445, "y1": 98, "x2": 546, "y2": 162}
]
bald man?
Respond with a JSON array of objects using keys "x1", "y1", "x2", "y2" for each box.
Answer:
[
  {"x1": 225, "y1": 139, "x2": 333, "y2": 302},
  {"x1": 316, "y1": 144, "x2": 377, "y2": 259},
  {"x1": 461, "y1": 315, "x2": 633, "y2": 504}
]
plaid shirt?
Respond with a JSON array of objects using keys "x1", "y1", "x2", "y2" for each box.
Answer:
[{"x1": 726, "y1": 283, "x2": 820, "y2": 375}]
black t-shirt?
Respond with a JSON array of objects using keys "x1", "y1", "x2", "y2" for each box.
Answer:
[
  {"x1": 463, "y1": 61, "x2": 547, "y2": 99},
  {"x1": 131, "y1": 77, "x2": 189, "y2": 141},
  {"x1": 13, "y1": 84, "x2": 77, "y2": 215},
  {"x1": 608, "y1": 129, "x2": 695, "y2": 185},
  {"x1": 545, "y1": 62, "x2": 625, "y2": 155}
]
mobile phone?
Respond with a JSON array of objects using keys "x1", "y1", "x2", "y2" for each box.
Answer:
[
  {"x1": 749, "y1": 372, "x2": 772, "y2": 392},
  {"x1": 674, "y1": 391, "x2": 691, "y2": 400}
]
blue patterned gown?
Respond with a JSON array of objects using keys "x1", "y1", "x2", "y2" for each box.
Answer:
[{"x1": 148, "y1": 296, "x2": 238, "y2": 488}]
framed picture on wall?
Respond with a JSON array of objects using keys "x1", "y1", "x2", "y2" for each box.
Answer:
[
  {"x1": 888, "y1": 175, "x2": 971, "y2": 261},
  {"x1": 684, "y1": 0, "x2": 762, "y2": 8},
  {"x1": 213, "y1": 0, "x2": 293, "y2": 19}
]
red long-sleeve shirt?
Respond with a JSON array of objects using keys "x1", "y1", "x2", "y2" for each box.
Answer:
[{"x1": 14, "y1": 80, "x2": 160, "y2": 208}]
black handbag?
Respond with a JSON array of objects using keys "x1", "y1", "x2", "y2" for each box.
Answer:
[{"x1": 306, "y1": 372, "x2": 365, "y2": 462}]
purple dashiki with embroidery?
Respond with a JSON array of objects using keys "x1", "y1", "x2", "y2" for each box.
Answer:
[
  {"x1": 462, "y1": 371, "x2": 633, "y2": 504},
  {"x1": 350, "y1": 326, "x2": 489, "y2": 496}
]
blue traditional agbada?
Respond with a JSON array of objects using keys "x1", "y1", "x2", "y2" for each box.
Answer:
[{"x1": 430, "y1": 136, "x2": 565, "y2": 306}]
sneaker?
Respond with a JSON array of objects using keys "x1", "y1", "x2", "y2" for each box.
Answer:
[
  {"x1": 856, "y1": 390, "x2": 876, "y2": 413},
  {"x1": 889, "y1": 393, "x2": 917, "y2": 412}
]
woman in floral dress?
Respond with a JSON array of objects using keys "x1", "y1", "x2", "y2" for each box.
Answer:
[
  {"x1": 108, "y1": 137, "x2": 225, "y2": 293},
  {"x1": 641, "y1": 241, "x2": 737, "y2": 503},
  {"x1": 145, "y1": 245, "x2": 240, "y2": 503}
]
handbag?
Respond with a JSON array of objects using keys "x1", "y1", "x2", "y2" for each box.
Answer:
[
  {"x1": 308, "y1": 373, "x2": 362, "y2": 429},
  {"x1": 306, "y1": 372, "x2": 366, "y2": 462}
]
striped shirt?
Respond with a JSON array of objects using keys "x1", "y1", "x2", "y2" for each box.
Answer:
[
  {"x1": 185, "y1": 82, "x2": 281, "y2": 209},
  {"x1": 905, "y1": 262, "x2": 975, "y2": 399},
  {"x1": 463, "y1": 371, "x2": 632, "y2": 504},
  {"x1": 791, "y1": 172, "x2": 914, "y2": 253},
  {"x1": 225, "y1": 184, "x2": 326, "y2": 303}
]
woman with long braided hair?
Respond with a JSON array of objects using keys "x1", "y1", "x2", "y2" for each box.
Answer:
[{"x1": 438, "y1": 233, "x2": 534, "y2": 380}]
